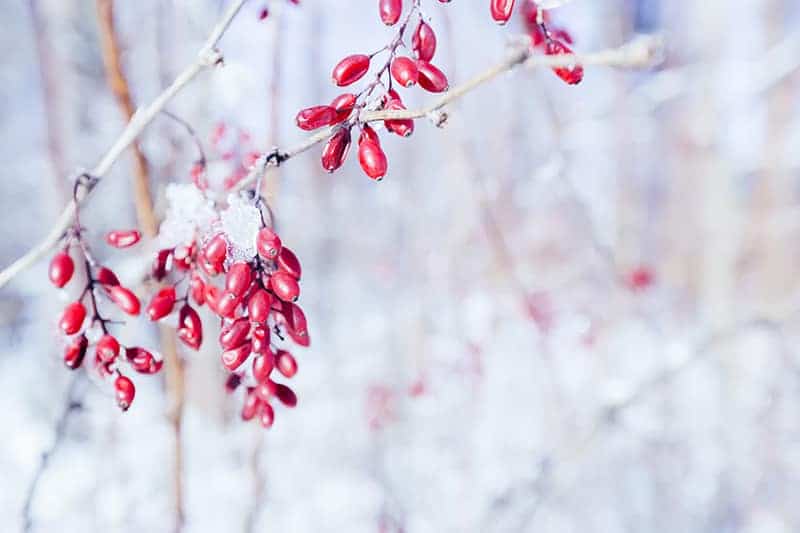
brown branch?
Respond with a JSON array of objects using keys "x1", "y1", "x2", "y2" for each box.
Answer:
[
  {"x1": 0, "y1": 32, "x2": 662, "y2": 288},
  {"x1": 96, "y1": 0, "x2": 158, "y2": 237},
  {"x1": 0, "y1": 0, "x2": 247, "y2": 290}
]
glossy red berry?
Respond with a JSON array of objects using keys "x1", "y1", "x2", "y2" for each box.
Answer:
[
  {"x1": 178, "y1": 305, "x2": 203, "y2": 350},
  {"x1": 330, "y1": 93, "x2": 357, "y2": 123},
  {"x1": 279, "y1": 302, "x2": 310, "y2": 347},
  {"x1": 96, "y1": 266, "x2": 120, "y2": 287},
  {"x1": 253, "y1": 353, "x2": 274, "y2": 382},
  {"x1": 270, "y1": 271, "x2": 300, "y2": 302},
  {"x1": 152, "y1": 249, "x2": 172, "y2": 281},
  {"x1": 108, "y1": 286, "x2": 141, "y2": 316},
  {"x1": 259, "y1": 402, "x2": 275, "y2": 428},
  {"x1": 321, "y1": 127, "x2": 352, "y2": 172},
  {"x1": 383, "y1": 95, "x2": 414, "y2": 137},
  {"x1": 277, "y1": 247, "x2": 302, "y2": 280},
  {"x1": 359, "y1": 124, "x2": 381, "y2": 146},
  {"x1": 241, "y1": 390, "x2": 261, "y2": 421},
  {"x1": 332, "y1": 54, "x2": 371, "y2": 86},
  {"x1": 545, "y1": 39, "x2": 584, "y2": 85},
  {"x1": 274, "y1": 383, "x2": 298, "y2": 408},
  {"x1": 59, "y1": 301, "x2": 86, "y2": 335},
  {"x1": 225, "y1": 262, "x2": 253, "y2": 297},
  {"x1": 64, "y1": 334, "x2": 88, "y2": 370},
  {"x1": 251, "y1": 324, "x2": 271, "y2": 354},
  {"x1": 379, "y1": 0, "x2": 402, "y2": 25},
  {"x1": 390, "y1": 56, "x2": 419, "y2": 87},
  {"x1": 490, "y1": 0, "x2": 515, "y2": 24},
  {"x1": 106, "y1": 230, "x2": 142, "y2": 248},
  {"x1": 190, "y1": 272, "x2": 206, "y2": 305},
  {"x1": 256, "y1": 228, "x2": 282, "y2": 260},
  {"x1": 203, "y1": 234, "x2": 228, "y2": 266},
  {"x1": 295, "y1": 105, "x2": 338, "y2": 131},
  {"x1": 275, "y1": 349, "x2": 298, "y2": 378},
  {"x1": 219, "y1": 317, "x2": 251, "y2": 351},
  {"x1": 358, "y1": 139, "x2": 388, "y2": 181},
  {"x1": 221, "y1": 342, "x2": 252, "y2": 371},
  {"x1": 247, "y1": 289, "x2": 272, "y2": 323},
  {"x1": 114, "y1": 375, "x2": 135, "y2": 411},
  {"x1": 255, "y1": 380, "x2": 278, "y2": 402},
  {"x1": 95, "y1": 334, "x2": 120, "y2": 363},
  {"x1": 146, "y1": 286, "x2": 177, "y2": 321},
  {"x1": 416, "y1": 61, "x2": 449, "y2": 93},
  {"x1": 412, "y1": 21, "x2": 437, "y2": 62},
  {"x1": 216, "y1": 291, "x2": 242, "y2": 318},
  {"x1": 49, "y1": 252, "x2": 74, "y2": 288},
  {"x1": 126, "y1": 347, "x2": 163, "y2": 374}
]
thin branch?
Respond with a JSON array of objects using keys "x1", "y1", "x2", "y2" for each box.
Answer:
[
  {"x1": 22, "y1": 374, "x2": 85, "y2": 533},
  {"x1": 0, "y1": 0, "x2": 247, "y2": 289},
  {"x1": 96, "y1": 0, "x2": 158, "y2": 237}
]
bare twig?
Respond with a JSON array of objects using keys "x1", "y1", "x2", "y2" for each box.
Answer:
[
  {"x1": 22, "y1": 374, "x2": 85, "y2": 533},
  {"x1": 0, "y1": 0, "x2": 247, "y2": 289}
]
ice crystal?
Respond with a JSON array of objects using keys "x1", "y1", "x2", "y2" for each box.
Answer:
[
  {"x1": 158, "y1": 184, "x2": 217, "y2": 248},
  {"x1": 219, "y1": 192, "x2": 262, "y2": 261}
]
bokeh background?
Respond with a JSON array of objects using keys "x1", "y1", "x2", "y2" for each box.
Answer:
[{"x1": 2, "y1": 0, "x2": 800, "y2": 531}]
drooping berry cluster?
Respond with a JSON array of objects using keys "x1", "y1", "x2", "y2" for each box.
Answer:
[
  {"x1": 48, "y1": 177, "x2": 161, "y2": 411},
  {"x1": 147, "y1": 202, "x2": 308, "y2": 430},
  {"x1": 296, "y1": 0, "x2": 450, "y2": 181},
  {"x1": 522, "y1": 0, "x2": 584, "y2": 85}
]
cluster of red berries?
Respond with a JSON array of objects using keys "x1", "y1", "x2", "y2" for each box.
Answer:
[
  {"x1": 296, "y1": 1, "x2": 450, "y2": 181},
  {"x1": 148, "y1": 224, "x2": 308, "y2": 429},
  {"x1": 522, "y1": 1, "x2": 584, "y2": 85},
  {"x1": 49, "y1": 227, "x2": 161, "y2": 411}
]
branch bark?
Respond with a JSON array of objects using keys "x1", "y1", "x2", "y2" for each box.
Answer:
[
  {"x1": 0, "y1": 0, "x2": 247, "y2": 289},
  {"x1": 0, "y1": 32, "x2": 661, "y2": 289}
]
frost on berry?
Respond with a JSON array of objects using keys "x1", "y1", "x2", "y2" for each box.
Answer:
[{"x1": 219, "y1": 193, "x2": 264, "y2": 262}]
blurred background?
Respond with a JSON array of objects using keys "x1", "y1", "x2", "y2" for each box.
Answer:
[{"x1": 2, "y1": 0, "x2": 800, "y2": 531}]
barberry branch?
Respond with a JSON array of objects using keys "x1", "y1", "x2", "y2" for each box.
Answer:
[
  {"x1": 232, "y1": 35, "x2": 663, "y2": 194},
  {"x1": 0, "y1": 0, "x2": 247, "y2": 290}
]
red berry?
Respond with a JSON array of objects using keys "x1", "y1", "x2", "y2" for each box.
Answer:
[
  {"x1": 330, "y1": 93, "x2": 357, "y2": 123},
  {"x1": 146, "y1": 286, "x2": 177, "y2": 321},
  {"x1": 64, "y1": 334, "x2": 88, "y2": 370},
  {"x1": 359, "y1": 125, "x2": 381, "y2": 146},
  {"x1": 221, "y1": 342, "x2": 252, "y2": 371},
  {"x1": 321, "y1": 127, "x2": 352, "y2": 172},
  {"x1": 190, "y1": 272, "x2": 206, "y2": 306},
  {"x1": 96, "y1": 266, "x2": 120, "y2": 287},
  {"x1": 247, "y1": 289, "x2": 273, "y2": 323},
  {"x1": 106, "y1": 230, "x2": 142, "y2": 248},
  {"x1": 295, "y1": 105, "x2": 338, "y2": 131},
  {"x1": 277, "y1": 247, "x2": 302, "y2": 280},
  {"x1": 274, "y1": 383, "x2": 298, "y2": 408},
  {"x1": 253, "y1": 353, "x2": 275, "y2": 382},
  {"x1": 255, "y1": 380, "x2": 278, "y2": 402},
  {"x1": 219, "y1": 317, "x2": 251, "y2": 351},
  {"x1": 412, "y1": 21, "x2": 437, "y2": 62},
  {"x1": 49, "y1": 252, "x2": 74, "y2": 288},
  {"x1": 259, "y1": 402, "x2": 275, "y2": 428},
  {"x1": 203, "y1": 234, "x2": 228, "y2": 266},
  {"x1": 390, "y1": 56, "x2": 419, "y2": 87},
  {"x1": 114, "y1": 375, "x2": 136, "y2": 411},
  {"x1": 96, "y1": 334, "x2": 120, "y2": 363},
  {"x1": 225, "y1": 262, "x2": 253, "y2": 296},
  {"x1": 332, "y1": 54, "x2": 371, "y2": 86},
  {"x1": 278, "y1": 302, "x2": 310, "y2": 347},
  {"x1": 275, "y1": 349, "x2": 298, "y2": 378},
  {"x1": 178, "y1": 305, "x2": 203, "y2": 350},
  {"x1": 108, "y1": 286, "x2": 141, "y2": 316},
  {"x1": 152, "y1": 249, "x2": 173, "y2": 281},
  {"x1": 358, "y1": 138, "x2": 388, "y2": 181},
  {"x1": 216, "y1": 291, "x2": 242, "y2": 318},
  {"x1": 383, "y1": 95, "x2": 414, "y2": 137},
  {"x1": 256, "y1": 228, "x2": 282, "y2": 260},
  {"x1": 204, "y1": 284, "x2": 222, "y2": 314},
  {"x1": 490, "y1": 0, "x2": 515, "y2": 24},
  {"x1": 251, "y1": 324, "x2": 271, "y2": 354},
  {"x1": 270, "y1": 271, "x2": 300, "y2": 302},
  {"x1": 545, "y1": 39, "x2": 584, "y2": 85},
  {"x1": 241, "y1": 390, "x2": 261, "y2": 421},
  {"x1": 416, "y1": 61, "x2": 449, "y2": 93},
  {"x1": 379, "y1": 0, "x2": 402, "y2": 25},
  {"x1": 59, "y1": 301, "x2": 86, "y2": 335},
  {"x1": 126, "y1": 347, "x2": 163, "y2": 374}
]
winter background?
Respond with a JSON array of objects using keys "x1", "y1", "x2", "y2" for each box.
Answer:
[{"x1": 2, "y1": 0, "x2": 800, "y2": 532}]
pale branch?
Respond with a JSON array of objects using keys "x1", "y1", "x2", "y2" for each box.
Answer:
[
  {"x1": 0, "y1": 32, "x2": 662, "y2": 288},
  {"x1": 231, "y1": 35, "x2": 663, "y2": 195},
  {"x1": 0, "y1": 0, "x2": 247, "y2": 290}
]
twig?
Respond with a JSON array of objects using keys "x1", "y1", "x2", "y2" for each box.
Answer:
[
  {"x1": 0, "y1": 0, "x2": 247, "y2": 289},
  {"x1": 0, "y1": 33, "x2": 661, "y2": 288},
  {"x1": 21, "y1": 374, "x2": 85, "y2": 533}
]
